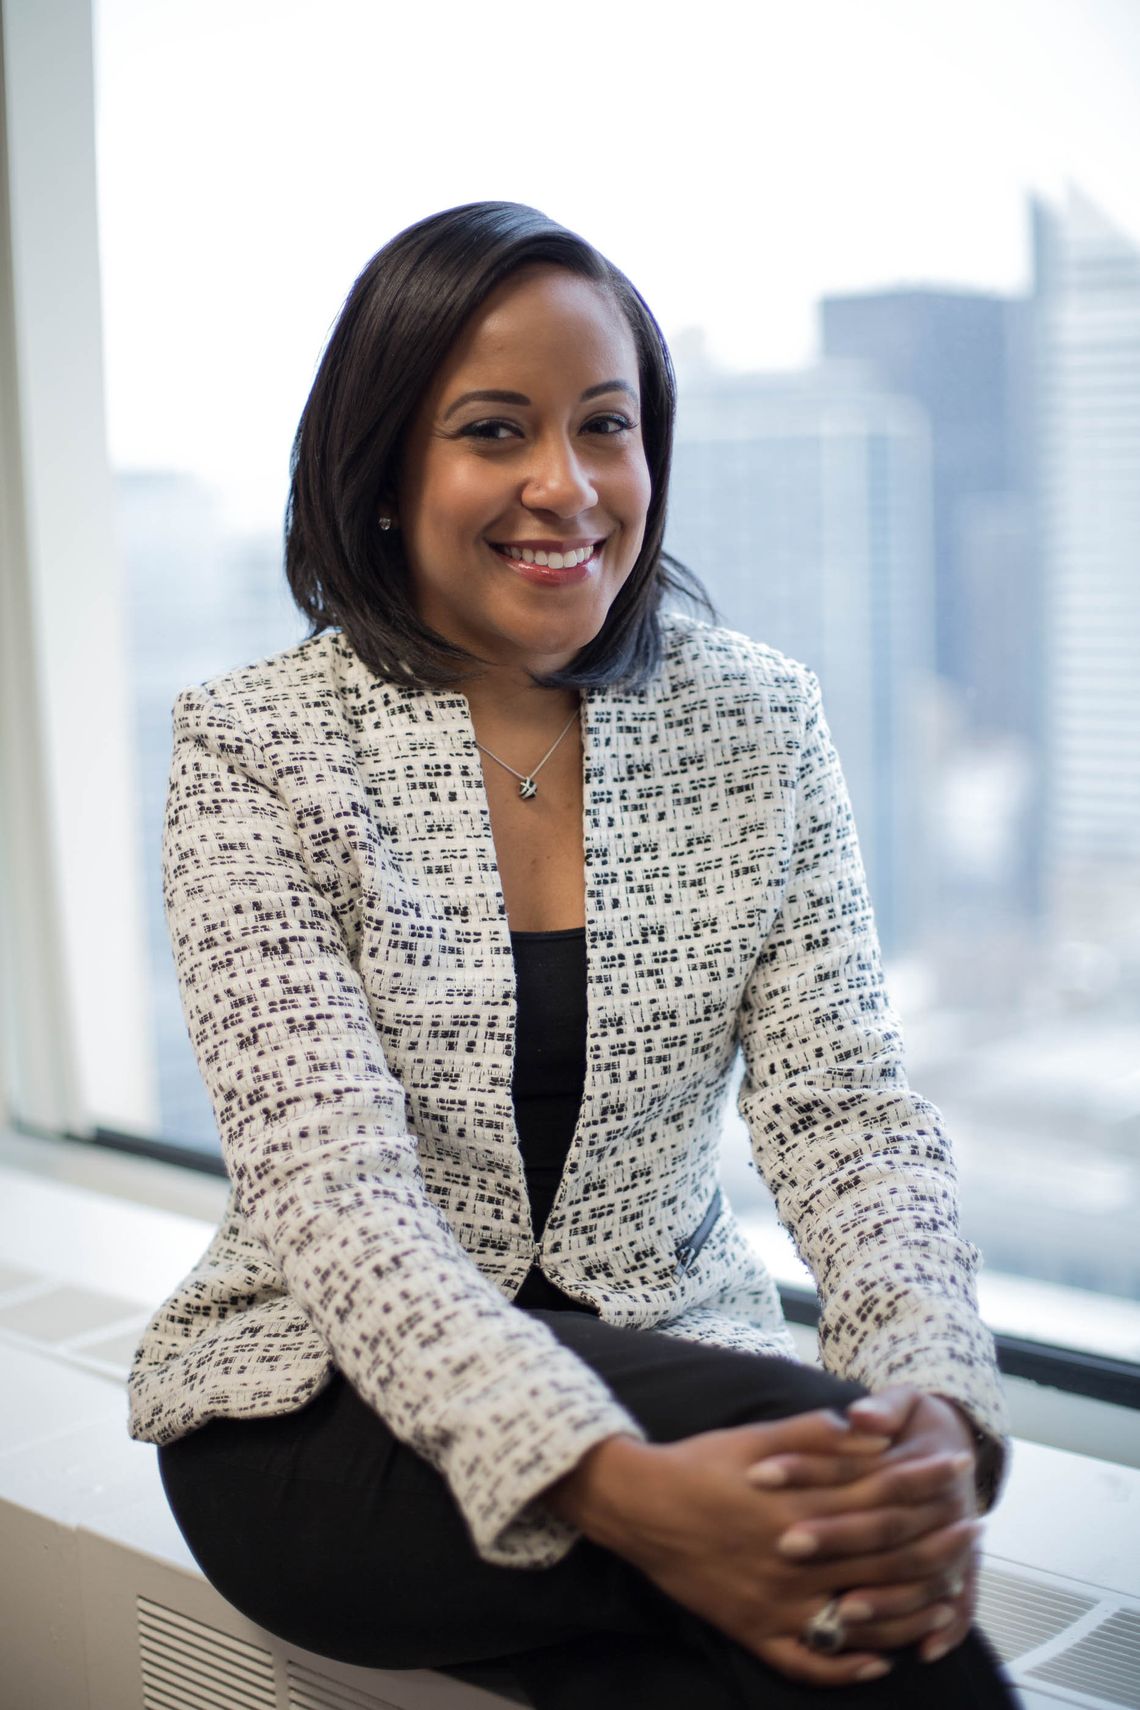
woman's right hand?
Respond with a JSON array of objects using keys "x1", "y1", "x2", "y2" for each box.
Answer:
[{"x1": 545, "y1": 1413, "x2": 979, "y2": 1688}]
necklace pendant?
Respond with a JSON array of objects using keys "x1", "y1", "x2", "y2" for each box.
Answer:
[{"x1": 518, "y1": 777, "x2": 538, "y2": 800}]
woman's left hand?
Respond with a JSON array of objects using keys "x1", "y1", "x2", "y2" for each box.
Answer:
[{"x1": 746, "y1": 1386, "x2": 980, "y2": 1664}]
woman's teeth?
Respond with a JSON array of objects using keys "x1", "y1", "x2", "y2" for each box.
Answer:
[{"x1": 494, "y1": 543, "x2": 595, "y2": 569}]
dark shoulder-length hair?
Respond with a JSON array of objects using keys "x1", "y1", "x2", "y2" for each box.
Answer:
[{"x1": 285, "y1": 200, "x2": 710, "y2": 690}]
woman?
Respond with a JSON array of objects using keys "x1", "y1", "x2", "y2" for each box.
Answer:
[{"x1": 130, "y1": 202, "x2": 1014, "y2": 1708}]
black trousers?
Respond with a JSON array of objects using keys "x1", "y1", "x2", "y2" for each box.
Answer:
[{"x1": 158, "y1": 1310, "x2": 1015, "y2": 1709}]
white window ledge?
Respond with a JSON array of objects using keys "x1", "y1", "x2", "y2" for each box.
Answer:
[{"x1": 2, "y1": 1128, "x2": 1140, "y2": 1710}]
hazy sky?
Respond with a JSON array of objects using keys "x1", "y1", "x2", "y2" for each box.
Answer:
[{"x1": 94, "y1": 0, "x2": 1140, "y2": 530}]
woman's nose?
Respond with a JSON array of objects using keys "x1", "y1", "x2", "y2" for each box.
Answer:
[{"x1": 521, "y1": 434, "x2": 598, "y2": 516}]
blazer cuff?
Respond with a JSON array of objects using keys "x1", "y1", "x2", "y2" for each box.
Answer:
[
  {"x1": 826, "y1": 1315, "x2": 1010, "y2": 1507},
  {"x1": 449, "y1": 1402, "x2": 647, "y2": 1569},
  {"x1": 930, "y1": 1395, "x2": 1008, "y2": 1512}
]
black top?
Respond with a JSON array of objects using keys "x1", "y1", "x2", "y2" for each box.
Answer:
[{"x1": 509, "y1": 928, "x2": 594, "y2": 1312}]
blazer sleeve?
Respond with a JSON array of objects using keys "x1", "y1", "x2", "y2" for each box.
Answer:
[
  {"x1": 736, "y1": 670, "x2": 1009, "y2": 1504},
  {"x1": 161, "y1": 682, "x2": 643, "y2": 1567}
]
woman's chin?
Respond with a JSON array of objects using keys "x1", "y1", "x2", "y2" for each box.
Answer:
[
  {"x1": 478, "y1": 606, "x2": 611, "y2": 674},
  {"x1": 514, "y1": 625, "x2": 603, "y2": 674}
]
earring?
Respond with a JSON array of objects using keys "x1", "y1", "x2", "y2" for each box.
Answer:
[{"x1": 378, "y1": 514, "x2": 394, "y2": 532}]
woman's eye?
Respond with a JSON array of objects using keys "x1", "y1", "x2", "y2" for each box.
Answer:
[
  {"x1": 455, "y1": 413, "x2": 636, "y2": 442},
  {"x1": 459, "y1": 419, "x2": 519, "y2": 441},
  {"x1": 584, "y1": 413, "x2": 637, "y2": 436}
]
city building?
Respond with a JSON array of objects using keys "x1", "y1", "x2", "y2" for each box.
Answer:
[
  {"x1": 820, "y1": 284, "x2": 1035, "y2": 717},
  {"x1": 820, "y1": 280, "x2": 1043, "y2": 932},
  {"x1": 1032, "y1": 190, "x2": 1140, "y2": 960},
  {"x1": 666, "y1": 364, "x2": 935, "y2": 954}
]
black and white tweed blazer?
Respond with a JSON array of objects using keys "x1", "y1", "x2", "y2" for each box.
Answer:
[{"x1": 128, "y1": 615, "x2": 1007, "y2": 1567}]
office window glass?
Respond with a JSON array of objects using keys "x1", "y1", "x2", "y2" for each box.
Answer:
[{"x1": 90, "y1": 0, "x2": 1140, "y2": 1355}]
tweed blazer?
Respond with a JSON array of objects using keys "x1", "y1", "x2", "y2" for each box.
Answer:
[{"x1": 128, "y1": 614, "x2": 1007, "y2": 1568}]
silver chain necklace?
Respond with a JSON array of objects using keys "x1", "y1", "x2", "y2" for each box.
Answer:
[{"x1": 474, "y1": 706, "x2": 580, "y2": 801}]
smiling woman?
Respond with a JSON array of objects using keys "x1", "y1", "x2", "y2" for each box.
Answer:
[
  {"x1": 131, "y1": 203, "x2": 1017, "y2": 1709},
  {"x1": 283, "y1": 203, "x2": 696, "y2": 693},
  {"x1": 398, "y1": 269, "x2": 651, "y2": 681}
]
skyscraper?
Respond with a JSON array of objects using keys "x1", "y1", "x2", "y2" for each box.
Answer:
[
  {"x1": 666, "y1": 364, "x2": 935, "y2": 954},
  {"x1": 819, "y1": 286, "x2": 1033, "y2": 724},
  {"x1": 819, "y1": 282, "x2": 1042, "y2": 930},
  {"x1": 1032, "y1": 191, "x2": 1140, "y2": 947}
]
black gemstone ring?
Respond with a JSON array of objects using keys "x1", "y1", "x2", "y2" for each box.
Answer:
[{"x1": 802, "y1": 1598, "x2": 848, "y2": 1655}]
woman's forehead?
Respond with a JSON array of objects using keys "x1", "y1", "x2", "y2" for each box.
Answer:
[{"x1": 432, "y1": 268, "x2": 638, "y2": 397}]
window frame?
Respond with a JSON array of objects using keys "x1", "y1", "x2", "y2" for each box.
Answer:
[{"x1": 1, "y1": 0, "x2": 155, "y2": 1139}]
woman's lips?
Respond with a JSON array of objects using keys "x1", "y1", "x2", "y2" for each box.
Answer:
[{"x1": 489, "y1": 541, "x2": 599, "y2": 586}]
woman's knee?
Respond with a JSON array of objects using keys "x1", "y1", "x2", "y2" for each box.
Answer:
[{"x1": 532, "y1": 1311, "x2": 867, "y2": 1440}]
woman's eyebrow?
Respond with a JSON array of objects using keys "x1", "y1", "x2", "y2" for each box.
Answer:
[
  {"x1": 580, "y1": 379, "x2": 637, "y2": 404},
  {"x1": 441, "y1": 379, "x2": 637, "y2": 422}
]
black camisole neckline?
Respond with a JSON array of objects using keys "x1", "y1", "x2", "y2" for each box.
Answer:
[{"x1": 508, "y1": 927, "x2": 591, "y2": 1313}]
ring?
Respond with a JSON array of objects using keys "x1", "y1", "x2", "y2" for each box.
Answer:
[
  {"x1": 943, "y1": 1571, "x2": 966, "y2": 1600},
  {"x1": 802, "y1": 1597, "x2": 848, "y2": 1655}
]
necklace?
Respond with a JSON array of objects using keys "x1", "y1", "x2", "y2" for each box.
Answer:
[{"x1": 474, "y1": 706, "x2": 580, "y2": 801}]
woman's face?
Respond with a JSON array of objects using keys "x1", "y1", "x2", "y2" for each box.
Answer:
[{"x1": 397, "y1": 266, "x2": 652, "y2": 678}]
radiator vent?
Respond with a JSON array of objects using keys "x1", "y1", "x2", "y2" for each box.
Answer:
[
  {"x1": 976, "y1": 1562, "x2": 1099, "y2": 1656},
  {"x1": 1028, "y1": 1608, "x2": 1140, "y2": 1709},
  {"x1": 138, "y1": 1596, "x2": 277, "y2": 1709},
  {"x1": 287, "y1": 1660, "x2": 406, "y2": 1710},
  {"x1": 0, "y1": 1267, "x2": 145, "y2": 1381},
  {"x1": 978, "y1": 1563, "x2": 1140, "y2": 1708}
]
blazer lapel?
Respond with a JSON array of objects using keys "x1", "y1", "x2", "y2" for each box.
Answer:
[
  {"x1": 339, "y1": 651, "x2": 524, "y2": 1190},
  {"x1": 337, "y1": 647, "x2": 660, "y2": 1247}
]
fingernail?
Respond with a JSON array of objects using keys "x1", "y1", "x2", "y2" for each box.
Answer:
[
  {"x1": 928, "y1": 1605, "x2": 956, "y2": 1632},
  {"x1": 838, "y1": 1598, "x2": 875, "y2": 1622},
  {"x1": 746, "y1": 1460, "x2": 789, "y2": 1487},
  {"x1": 777, "y1": 1529, "x2": 817, "y2": 1557},
  {"x1": 849, "y1": 1399, "x2": 892, "y2": 1421},
  {"x1": 923, "y1": 1635, "x2": 956, "y2": 1664},
  {"x1": 849, "y1": 1433, "x2": 892, "y2": 1454},
  {"x1": 950, "y1": 1451, "x2": 974, "y2": 1475},
  {"x1": 855, "y1": 1660, "x2": 892, "y2": 1681}
]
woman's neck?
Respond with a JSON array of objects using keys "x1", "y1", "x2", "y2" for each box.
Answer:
[{"x1": 457, "y1": 667, "x2": 580, "y2": 740}]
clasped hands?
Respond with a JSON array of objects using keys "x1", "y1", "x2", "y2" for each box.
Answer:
[{"x1": 547, "y1": 1387, "x2": 980, "y2": 1689}]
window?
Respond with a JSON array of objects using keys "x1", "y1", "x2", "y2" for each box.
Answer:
[{"x1": 6, "y1": 0, "x2": 1138, "y2": 1365}]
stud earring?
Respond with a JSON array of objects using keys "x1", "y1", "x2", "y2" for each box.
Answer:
[{"x1": 378, "y1": 514, "x2": 394, "y2": 532}]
